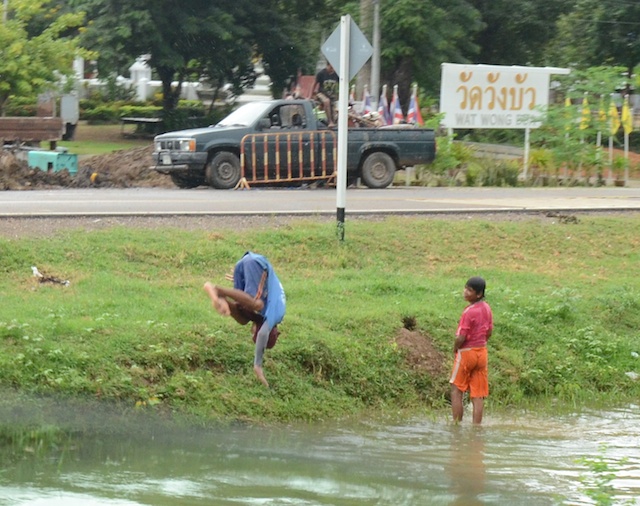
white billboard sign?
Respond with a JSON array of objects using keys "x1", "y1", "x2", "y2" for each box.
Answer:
[{"x1": 440, "y1": 63, "x2": 569, "y2": 129}]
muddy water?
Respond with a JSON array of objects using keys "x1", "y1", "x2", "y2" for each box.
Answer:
[{"x1": 0, "y1": 404, "x2": 638, "y2": 505}]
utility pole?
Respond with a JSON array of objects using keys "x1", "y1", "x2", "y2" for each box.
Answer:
[
  {"x1": 371, "y1": 0, "x2": 380, "y2": 108},
  {"x1": 356, "y1": 0, "x2": 372, "y2": 101}
]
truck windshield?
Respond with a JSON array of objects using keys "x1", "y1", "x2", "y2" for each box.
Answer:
[{"x1": 217, "y1": 102, "x2": 272, "y2": 127}]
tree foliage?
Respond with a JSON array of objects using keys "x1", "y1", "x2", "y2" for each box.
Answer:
[
  {"x1": 7, "y1": 0, "x2": 638, "y2": 118},
  {"x1": 0, "y1": 0, "x2": 85, "y2": 115},
  {"x1": 546, "y1": 0, "x2": 640, "y2": 77},
  {"x1": 379, "y1": 0, "x2": 482, "y2": 103},
  {"x1": 74, "y1": 0, "x2": 327, "y2": 112},
  {"x1": 470, "y1": 0, "x2": 573, "y2": 66}
]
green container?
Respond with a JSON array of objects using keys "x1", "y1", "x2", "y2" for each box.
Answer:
[{"x1": 27, "y1": 150, "x2": 78, "y2": 175}]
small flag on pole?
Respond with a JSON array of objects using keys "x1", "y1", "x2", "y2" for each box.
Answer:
[
  {"x1": 579, "y1": 94, "x2": 590, "y2": 130},
  {"x1": 564, "y1": 97, "x2": 572, "y2": 132},
  {"x1": 391, "y1": 85, "x2": 404, "y2": 124},
  {"x1": 598, "y1": 99, "x2": 607, "y2": 125},
  {"x1": 378, "y1": 85, "x2": 391, "y2": 126},
  {"x1": 622, "y1": 96, "x2": 633, "y2": 135},
  {"x1": 610, "y1": 99, "x2": 620, "y2": 135},
  {"x1": 406, "y1": 85, "x2": 424, "y2": 125},
  {"x1": 362, "y1": 85, "x2": 372, "y2": 115}
]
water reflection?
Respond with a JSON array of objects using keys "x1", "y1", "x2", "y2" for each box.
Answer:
[
  {"x1": 448, "y1": 429, "x2": 486, "y2": 505},
  {"x1": 0, "y1": 399, "x2": 639, "y2": 505}
]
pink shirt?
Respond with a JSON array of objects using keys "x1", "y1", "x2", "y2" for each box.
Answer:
[{"x1": 456, "y1": 300, "x2": 493, "y2": 349}]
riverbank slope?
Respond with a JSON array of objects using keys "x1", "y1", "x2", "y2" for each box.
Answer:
[{"x1": 1, "y1": 214, "x2": 639, "y2": 423}]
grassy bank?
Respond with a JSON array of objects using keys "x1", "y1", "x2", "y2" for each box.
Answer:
[
  {"x1": 53, "y1": 122, "x2": 150, "y2": 156},
  {"x1": 1, "y1": 215, "x2": 639, "y2": 424}
]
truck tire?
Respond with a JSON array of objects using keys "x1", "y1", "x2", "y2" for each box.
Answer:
[
  {"x1": 361, "y1": 152, "x2": 396, "y2": 189},
  {"x1": 206, "y1": 152, "x2": 241, "y2": 189},
  {"x1": 170, "y1": 172, "x2": 205, "y2": 189}
]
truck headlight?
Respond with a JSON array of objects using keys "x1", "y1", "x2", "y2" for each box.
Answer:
[{"x1": 180, "y1": 139, "x2": 196, "y2": 151}]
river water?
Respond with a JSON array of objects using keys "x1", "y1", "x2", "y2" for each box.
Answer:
[{"x1": 1, "y1": 403, "x2": 638, "y2": 505}]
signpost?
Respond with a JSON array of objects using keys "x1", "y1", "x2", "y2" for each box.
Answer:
[{"x1": 322, "y1": 15, "x2": 372, "y2": 241}]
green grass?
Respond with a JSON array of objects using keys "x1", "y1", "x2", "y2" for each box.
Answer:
[
  {"x1": 43, "y1": 123, "x2": 150, "y2": 156},
  {"x1": 1, "y1": 215, "x2": 640, "y2": 424}
]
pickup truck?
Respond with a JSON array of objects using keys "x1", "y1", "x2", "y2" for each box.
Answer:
[{"x1": 152, "y1": 99, "x2": 435, "y2": 189}]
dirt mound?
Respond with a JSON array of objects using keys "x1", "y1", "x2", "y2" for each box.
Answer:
[
  {"x1": 79, "y1": 146, "x2": 173, "y2": 188},
  {"x1": 0, "y1": 146, "x2": 173, "y2": 190},
  {"x1": 394, "y1": 327, "x2": 447, "y2": 377},
  {"x1": 0, "y1": 150, "x2": 73, "y2": 190}
]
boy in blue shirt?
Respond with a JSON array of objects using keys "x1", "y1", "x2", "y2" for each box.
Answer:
[{"x1": 204, "y1": 252, "x2": 286, "y2": 387}]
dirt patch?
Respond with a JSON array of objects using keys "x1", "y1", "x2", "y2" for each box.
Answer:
[
  {"x1": 394, "y1": 327, "x2": 447, "y2": 377},
  {"x1": 79, "y1": 146, "x2": 172, "y2": 188},
  {"x1": 0, "y1": 146, "x2": 172, "y2": 190}
]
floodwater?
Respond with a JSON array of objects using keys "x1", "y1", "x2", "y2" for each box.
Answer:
[{"x1": 0, "y1": 402, "x2": 638, "y2": 506}]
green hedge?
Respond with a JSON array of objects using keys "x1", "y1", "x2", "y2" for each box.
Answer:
[{"x1": 4, "y1": 97, "x2": 39, "y2": 117}]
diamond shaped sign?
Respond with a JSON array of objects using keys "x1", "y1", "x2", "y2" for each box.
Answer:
[{"x1": 321, "y1": 18, "x2": 373, "y2": 81}]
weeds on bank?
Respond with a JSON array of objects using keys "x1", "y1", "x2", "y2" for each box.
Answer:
[{"x1": 1, "y1": 216, "x2": 640, "y2": 422}]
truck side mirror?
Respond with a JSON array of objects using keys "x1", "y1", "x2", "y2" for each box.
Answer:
[{"x1": 258, "y1": 118, "x2": 271, "y2": 130}]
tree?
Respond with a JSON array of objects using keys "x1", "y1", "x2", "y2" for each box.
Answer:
[
  {"x1": 592, "y1": 0, "x2": 640, "y2": 86},
  {"x1": 469, "y1": 0, "x2": 573, "y2": 66},
  {"x1": 75, "y1": 0, "x2": 326, "y2": 113},
  {"x1": 378, "y1": 0, "x2": 483, "y2": 106},
  {"x1": 546, "y1": 0, "x2": 640, "y2": 84},
  {"x1": 0, "y1": 0, "x2": 85, "y2": 115}
]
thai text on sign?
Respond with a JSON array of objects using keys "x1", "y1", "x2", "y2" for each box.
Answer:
[{"x1": 440, "y1": 63, "x2": 569, "y2": 130}]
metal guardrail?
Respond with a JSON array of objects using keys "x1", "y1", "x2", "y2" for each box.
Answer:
[{"x1": 240, "y1": 131, "x2": 337, "y2": 185}]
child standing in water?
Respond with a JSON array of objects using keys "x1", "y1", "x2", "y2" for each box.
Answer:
[{"x1": 449, "y1": 276, "x2": 493, "y2": 424}]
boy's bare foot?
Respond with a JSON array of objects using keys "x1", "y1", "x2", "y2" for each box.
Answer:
[
  {"x1": 203, "y1": 282, "x2": 230, "y2": 316},
  {"x1": 254, "y1": 365, "x2": 269, "y2": 388}
]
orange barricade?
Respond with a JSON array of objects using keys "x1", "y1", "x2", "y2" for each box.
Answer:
[{"x1": 240, "y1": 131, "x2": 337, "y2": 185}]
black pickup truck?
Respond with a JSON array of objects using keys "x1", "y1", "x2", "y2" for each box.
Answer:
[{"x1": 152, "y1": 99, "x2": 435, "y2": 189}]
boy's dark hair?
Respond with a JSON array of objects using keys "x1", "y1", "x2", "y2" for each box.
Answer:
[{"x1": 466, "y1": 276, "x2": 486, "y2": 297}]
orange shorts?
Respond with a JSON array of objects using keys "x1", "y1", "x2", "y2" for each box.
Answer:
[{"x1": 449, "y1": 347, "x2": 488, "y2": 398}]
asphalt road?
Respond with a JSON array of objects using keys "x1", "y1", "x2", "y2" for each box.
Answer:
[{"x1": 2, "y1": 186, "x2": 640, "y2": 216}]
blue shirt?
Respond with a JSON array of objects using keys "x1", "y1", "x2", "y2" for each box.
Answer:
[{"x1": 234, "y1": 252, "x2": 286, "y2": 330}]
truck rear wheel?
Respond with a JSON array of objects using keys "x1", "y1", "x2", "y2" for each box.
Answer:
[
  {"x1": 361, "y1": 152, "x2": 396, "y2": 189},
  {"x1": 170, "y1": 172, "x2": 205, "y2": 189},
  {"x1": 206, "y1": 152, "x2": 241, "y2": 189}
]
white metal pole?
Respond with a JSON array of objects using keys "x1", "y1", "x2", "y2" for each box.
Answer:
[
  {"x1": 624, "y1": 131, "x2": 630, "y2": 184},
  {"x1": 336, "y1": 15, "x2": 350, "y2": 241},
  {"x1": 608, "y1": 135, "x2": 614, "y2": 183},
  {"x1": 523, "y1": 127, "x2": 530, "y2": 180}
]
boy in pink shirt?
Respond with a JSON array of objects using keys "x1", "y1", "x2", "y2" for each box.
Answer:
[{"x1": 449, "y1": 276, "x2": 493, "y2": 424}]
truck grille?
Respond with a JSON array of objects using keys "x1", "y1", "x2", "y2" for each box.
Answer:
[{"x1": 157, "y1": 140, "x2": 179, "y2": 150}]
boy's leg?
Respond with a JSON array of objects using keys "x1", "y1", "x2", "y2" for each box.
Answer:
[
  {"x1": 203, "y1": 282, "x2": 230, "y2": 316},
  {"x1": 468, "y1": 348, "x2": 488, "y2": 424},
  {"x1": 205, "y1": 282, "x2": 264, "y2": 315},
  {"x1": 471, "y1": 397, "x2": 484, "y2": 424},
  {"x1": 227, "y1": 300, "x2": 252, "y2": 325},
  {"x1": 217, "y1": 285, "x2": 265, "y2": 313},
  {"x1": 451, "y1": 385, "x2": 464, "y2": 422}
]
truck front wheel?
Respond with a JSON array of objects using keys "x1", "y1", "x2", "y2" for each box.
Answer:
[
  {"x1": 361, "y1": 152, "x2": 396, "y2": 189},
  {"x1": 206, "y1": 152, "x2": 241, "y2": 189}
]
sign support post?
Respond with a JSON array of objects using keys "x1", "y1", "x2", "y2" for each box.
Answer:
[
  {"x1": 322, "y1": 15, "x2": 372, "y2": 242},
  {"x1": 336, "y1": 15, "x2": 350, "y2": 241}
]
